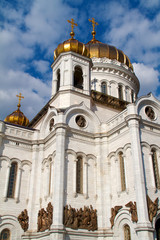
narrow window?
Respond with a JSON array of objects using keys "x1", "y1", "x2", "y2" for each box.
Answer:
[
  {"x1": 1, "y1": 229, "x2": 10, "y2": 240},
  {"x1": 118, "y1": 85, "x2": 123, "y2": 100},
  {"x1": 76, "y1": 156, "x2": 83, "y2": 193},
  {"x1": 74, "y1": 66, "x2": 83, "y2": 89},
  {"x1": 119, "y1": 152, "x2": 126, "y2": 191},
  {"x1": 57, "y1": 69, "x2": 60, "y2": 92},
  {"x1": 156, "y1": 218, "x2": 160, "y2": 240},
  {"x1": 124, "y1": 225, "x2": 131, "y2": 240},
  {"x1": 131, "y1": 90, "x2": 134, "y2": 103},
  {"x1": 101, "y1": 82, "x2": 107, "y2": 94},
  {"x1": 151, "y1": 149, "x2": 160, "y2": 189},
  {"x1": 7, "y1": 162, "x2": 17, "y2": 198}
]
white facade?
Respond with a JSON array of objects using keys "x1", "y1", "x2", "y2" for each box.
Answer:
[{"x1": 0, "y1": 42, "x2": 160, "y2": 240}]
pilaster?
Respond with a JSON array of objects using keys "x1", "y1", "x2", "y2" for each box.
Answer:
[
  {"x1": 126, "y1": 114, "x2": 154, "y2": 239},
  {"x1": 52, "y1": 123, "x2": 67, "y2": 232}
]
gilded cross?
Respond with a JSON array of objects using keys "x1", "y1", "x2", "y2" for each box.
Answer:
[
  {"x1": 67, "y1": 18, "x2": 78, "y2": 38},
  {"x1": 16, "y1": 93, "x2": 24, "y2": 106},
  {"x1": 89, "y1": 18, "x2": 98, "y2": 32}
]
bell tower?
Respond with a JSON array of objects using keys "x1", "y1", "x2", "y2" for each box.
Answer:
[{"x1": 51, "y1": 19, "x2": 92, "y2": 98}]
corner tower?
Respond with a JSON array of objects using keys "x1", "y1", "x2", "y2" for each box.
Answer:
[{"x1": 51, "y1": 19, "x2": 92, "y2": 101}]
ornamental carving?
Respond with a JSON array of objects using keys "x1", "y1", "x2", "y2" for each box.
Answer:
[
  {"x1": 110, "y1": 206, "x2": 122, "y2": 228},
  {"x1": 147, "y1": 195, "x2": 158, "y2": 222},
  {"x1": 64, "y1": 205, "x2": 97, "y2": 231},
  {"x1": 18, "y1": 209, "x2": 29, "y2": 232},
  {"x1": 37, "y1": 202, "x2": 53, "y2": 232},
  {"x1": 125, "y1": 201, "x2": 138, "y2": 222}
]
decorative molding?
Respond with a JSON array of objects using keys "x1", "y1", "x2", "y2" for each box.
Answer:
[{"x1": 91, "y1": 90, "x2": 128, "y2": 110}]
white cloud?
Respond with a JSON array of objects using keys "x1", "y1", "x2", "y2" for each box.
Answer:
[
  {"x1": 0, "y1": 0, "x2": 80, "y2": 121},
  {"x1": 133, "y1": 63, "x2": 160, "y2": 96}
]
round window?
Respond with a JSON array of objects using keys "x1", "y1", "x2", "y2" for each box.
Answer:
[
  {"x1": 145, "y1": 106, "x2": 155, "y2": 120},
  {"x1": 75, "y1": 115, "x2": 86, "y2": 128}
]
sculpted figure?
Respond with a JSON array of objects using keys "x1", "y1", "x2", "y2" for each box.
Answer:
[
  {"x1": 147, "y1": 195, "x2": 158, "y2": 222},
  {"x1": 18, "y1": 209, "x2": 29, "y2": 232},
  {"x1": 110, "y1": 206, "x2": 122, "y2": 228},
  {"x1": 37, "y1": 202, "x2": 53, "y2": 232},
  {"x1": 125, "y1": 201, "x2": 138, "y2": 222},
  {"x1": 63, "y1": 205, "x2": 97, "y2": 231}
]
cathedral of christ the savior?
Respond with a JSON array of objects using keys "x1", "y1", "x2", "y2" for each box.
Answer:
[{"x1": 0, "y1": 18, "x2": 160, "y2": 240}]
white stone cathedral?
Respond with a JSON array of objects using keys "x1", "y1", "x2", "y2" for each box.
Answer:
[{"x1": 0, "y1": 19, "x2": 160, "y2": 240}]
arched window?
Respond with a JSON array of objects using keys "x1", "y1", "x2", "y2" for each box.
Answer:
[
  {"x1": 1, "y1": 229, "x2": 10, "y2": 240},
  {"x1": 76, "y1": 156, "x2": 83, "y2": 193},
  {"x1": 57, "y1": 69, "x2": 60, "y2": 92},
  {"x1": 156, "y1": 218, "x2": 160, "y2": 240},
  {"x1": 124, "y1": 225, "x2": 131, "y2": 240},
  {"x1": 131, "y1": 90, "x2": 134, "y2": 103},
  {"x1": 119, "y1": 152, "x2": 126, "y2": 191},
  {"x1": 74, "y1": 66, "x2": 83, "y2": 89},
  {"x1": 7, "y1": 162, "x2": 17, "y2": 198},
  {"x1": 101, "y1": 82, "x2": 107, "y2": 94},
  {"x1": 118, "y1": 85, "x2": 123, "y2": 100},
  {"x1": 49, "y1": 118, "x2": 54, "y2": 131},
  {"x1": 151, "y1": 149, "x2": 160, "y2": 189}
]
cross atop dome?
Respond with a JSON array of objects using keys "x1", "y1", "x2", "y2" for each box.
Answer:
[
  {"x1": 16, "y1": 93, "x2": 24, "y2": 109},
  {"x1": 88, "y1": 18, "x2": 99, "y2": 43},
  {"x1": 67, "y1": 18, "x2": 78, "y2": 39}
]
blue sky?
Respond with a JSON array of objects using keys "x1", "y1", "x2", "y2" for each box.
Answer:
[{"x1": 0, "y1": 0, "x2": 160, "y2": 121}]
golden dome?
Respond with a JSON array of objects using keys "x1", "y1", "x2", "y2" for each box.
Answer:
[
  {"x1": 86, "y1": 18, "x2": 133, "y2": 70},
  {"x1": 54, "y1": 38, "x2": 89, "y2": 60},
  {"x1": 4, "y1": 93, "x2": 29, "y2": 127},
  {"x1": 54, "y1": 18, "x2": 89, "y2": 60},
  {"x1": 86, "y1": 41, "x2": 133, "y2": 70}
]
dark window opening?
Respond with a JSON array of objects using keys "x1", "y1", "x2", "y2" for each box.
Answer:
[
  {"x1": 57, "y1": 69, "x2": 60, "y2": 92},
  {"x1": 74, "y1": 66, "x2": 83, "y2": 89},
  {"x1": 1, "y1": 229, "x2": 10, "y2": 240},
  {"x1": 101, "y1": 82, "x2": 107, "y2": 94},
  {"x1": 118, "y1": 85, "x2": 123, "y2": 100},
  {"x1": 156, "y1": 219, "x2": 160, "y2": 240},
  {"x1": 7, "y1": 162, "x2": 17, "y2": 198},
  {"x1": 76, "y1": 156, "x2": 83, "y2": 193}
]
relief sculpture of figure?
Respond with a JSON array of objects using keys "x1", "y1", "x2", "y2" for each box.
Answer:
[
  {"x1": 147, "y1": 195, "x2": 158, "y2": 222},
  {"x1": 18, "y1": 209, "x2": 29, "y2": 232},
  {"x1": 63, "y1": 205, "x2": 97, "y2": 231},
  {"x1": 110, "y1": 206, "x2": 122, "y2": 228},
  {"x1": 37, "y1": 202, "x2": 53, "y2": 232},
  {"x1": 125, "y1": 201, "x2": 138, "y2": 222}
]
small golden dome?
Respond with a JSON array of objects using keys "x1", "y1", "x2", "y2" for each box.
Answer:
[
  {"x1": 4, "y1": 93, "x2": 29, "y2": 127},
  {"x1": 4, "y1": 108, "x2": 29, "y2": 126},
  {"x1": 54, "y1": 38, "x2": 89, "y2": 60},
  {"x1": 86, "y1": 41, "x2": 133, "y2": 70}
]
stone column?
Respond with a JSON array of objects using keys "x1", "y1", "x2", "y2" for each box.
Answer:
[
  {"x1": 148, "y1": 152, "x2": 156, "y2": 189},
  {"x1": 83, "y1": 160, "x2": 88, "y2": 199},
  {"x1": 44, "y1": 163, "x2": 50, "y2": 200},
  {"x1": 15, "y1": 165, "x2": 22, "y2": 203},
  {"x1": 3, "y1": 163, "x2": 11, "y2": 201},
  {"x1": 73, "y1": 158, "x2": 77, "y2": 197},
  {"x1": 52, "y1": 123, "x2": 67, "y2": 232},
  {"x1": 126, "y1": 115, "x2": 154, "y2": 239},
  {"x1": 52, "y1": 78, "x2": 58, "y2": 96}
]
